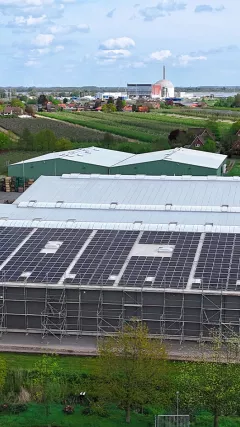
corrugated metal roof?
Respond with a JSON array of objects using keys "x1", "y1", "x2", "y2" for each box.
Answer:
[
  {"x1": 14, "y1": 175, "x2": 240, "y2": 208},
  {"x1": 12, "y1": 147, "x2": 134, "y2": 168},
  {"x1": 116, "y1": 148, "x2": 227, "y2": 169},
  {"x1": 11, "y1": 147, "x2": 227, "y2": 170},
  {"x1": 1, "y1": 204, "x2": 240, "y2": 231}
]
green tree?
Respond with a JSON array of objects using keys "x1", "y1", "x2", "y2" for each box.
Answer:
[
  {"x1": 232, "y1": 94, "x2": 240, "y2": 108},
  {"x1": 63, "y1": 98, "x2": 68, "y2": 104},
  {"x1": 25, "y1": 105, "x2": 34, "y2": 116},
  {"x1": 32, "y1": 354, "x2": 61, "y2": 419},
  {"x1": 97, "y1": 322, "x2": 167, "y2": 423},
  {"x1": 229, "y1": 121, "x2": 240, "y2": 135},
  {"x1": 10, "y1": 98, "x2": 24, "y2": 108},
  {"x1": 0, "y1": 132, "x2": 13, "y2": 150},
  {"x1": 206, "y1": 120, "x2": 221, "y2": 140},
  {"x1": 37, "y1": 94, "x2": 48, "y2": 107},
  {"x1": 116, "y1": 97, "x2": 126, "y2": 112},
  {"x1": 178, "y1": 334, "x2": 240, "y2": 427},
  {"x1": 55, "y1": 137, "x2": 72, "y2": 151},
  {"x1": 200, "y1": 139, "x2": 216, "y2": 153},
  {"x1": 34, "y1": 129, "x2": 57, "y2": 152},
  {"x1": 107, "y1": 96, "x2": 114, "y2": 104},
  {"x1": 20, "y1": 128, "x2": 35, "y2": 151},
  {"x1": 102, "y1": 103, "x2": 117, "y2": 113},
  {"x1": 102, "y1": 132, "x2": 115, "y2": 148}
]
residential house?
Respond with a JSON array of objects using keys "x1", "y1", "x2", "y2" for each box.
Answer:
[{"x1": 3, "y1": 106, "x2": 23, "y2": 116}]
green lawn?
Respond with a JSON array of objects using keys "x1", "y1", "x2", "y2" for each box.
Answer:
[
  {"x1": 2, "y1": 353, "x2": 97, "y2": 374},
  {"x1": 0, "y1": 404, "x2": 154, "y2": 427},
  {"x1": 0, "y1": 404, "x2": 240, "y2": 427},
  {"x1": 0, "y1": 151, "x2": 45, "y2": 175}
]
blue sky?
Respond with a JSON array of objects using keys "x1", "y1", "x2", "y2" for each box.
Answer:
[{"x1": 0, "y1": 0, "x2": 237, "y2": 87}]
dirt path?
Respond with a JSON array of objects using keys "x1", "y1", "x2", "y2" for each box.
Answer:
[{"x1": 36, "y1": 114, "x2": 140, "y2": 143}]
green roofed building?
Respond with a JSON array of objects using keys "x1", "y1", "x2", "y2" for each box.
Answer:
[{"x1": 8, "y1": 147, "x2": 227, "y2": 180}]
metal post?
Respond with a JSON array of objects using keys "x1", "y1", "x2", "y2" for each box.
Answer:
[{"x1": 176, "y1": 391, "x2": 179, "y2": 427}]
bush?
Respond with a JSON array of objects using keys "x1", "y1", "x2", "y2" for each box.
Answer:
[
  {"x1": 82, "y1": 403, "x2": 109, "y2": 418},
  {"x1": 63, "y1": 404, "x2": 74, "y2": 415},
  {"x1": 0, "y1": 403, "x2": 28, "y2": 414}
]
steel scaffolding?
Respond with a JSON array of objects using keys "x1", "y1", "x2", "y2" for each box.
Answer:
[{"x1": 41, "y1": 285, "x2": 67, "y2": 341}]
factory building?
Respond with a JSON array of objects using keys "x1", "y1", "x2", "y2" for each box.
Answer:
[
  {"x1": 127, "y1": 66, "x2": 175, "y2": 99},
  {"x1": 0, "y1": 174, "x2": 240, "y2": 344},
  {"x1": 8, "y1": 147, "x2": 227, "y2": 180}
]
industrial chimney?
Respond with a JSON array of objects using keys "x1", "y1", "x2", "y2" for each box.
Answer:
[{"x1": 163, "y1": 65, "x2": 166, "y2": 80}]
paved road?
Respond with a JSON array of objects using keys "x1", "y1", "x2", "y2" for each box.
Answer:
[
  {"x1": 0, "y1": 332, "x2": 218, "y2": 361},
  {"x1": 0, "y1": 191, "x2": 19, "y2": 204}
]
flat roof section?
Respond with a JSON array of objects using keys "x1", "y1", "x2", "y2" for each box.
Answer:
[{"x1": 14, "y1": 175, "x2": 240, "y2": 208}]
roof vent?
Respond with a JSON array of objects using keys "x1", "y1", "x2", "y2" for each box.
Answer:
[
  {"x1": 133, "y1": 221, "x2": 143, "y2": 225},
  {"x1": 110, "y1": 202, "x2": 118, "y2": 209},
  {"x1": 165, "y1": 203, "x2": 172, "y2": 209},
  {"x1": 205, "y1": 222, "x2": 213, "y2": 227}
]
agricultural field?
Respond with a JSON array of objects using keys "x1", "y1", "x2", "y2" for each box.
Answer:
[
  {"x1": 39, "y1": 110, "x2": 232, "y2": 143},
  {"x1": 0, "y1": 117, "x2": 114, "y2": 143},
  {"x1": 157, "y1": 108, "x2": 240, "y2": 120}
]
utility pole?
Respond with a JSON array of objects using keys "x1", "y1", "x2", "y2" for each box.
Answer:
[{"x1": 176, "y1": 391, "x2": 179, "y2": 427}]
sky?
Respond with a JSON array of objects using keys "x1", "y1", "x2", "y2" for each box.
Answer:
[{"x1": 0, "y1": 0, "x2": 238, "y2": 87}]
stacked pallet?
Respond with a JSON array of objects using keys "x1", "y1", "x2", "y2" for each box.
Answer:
[{"x1": 5, "y1": 177, "x2": 11, "y2": 192}]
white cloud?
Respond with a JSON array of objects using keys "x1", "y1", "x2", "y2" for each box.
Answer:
[
  {"x1": 100, "y1": 37, "x2": 135, "y2": 50},
  {"x1": 97, "y1": 49, "x2": 131, "y2": 62},
  {"x1": 11, "y1": 14, "x2": 47, "y2": 26},
  {"x1": 25, "y1": 59, "x2": 39, "y2": 67},
  {"x1": 140, "y1": 0, "x2": 187, "y2": 21},
  {"x1": 30, "y1": 47, "x2": 50, "y2": 55},
  {"x1": 150, "y1": 50, "x2": 172, "y2": 61},
  {"x1": 55, "y1": 45, "x2": 64, "y2": 52},
  {"x1": 48, "y1": 24, "x2": 89, "y2": 34},
  {"x1": 178, "y1": 54, "x2": 207, "y2": 66},
  {"x1": 32, "y1": 33, "x2": 54, "y2": 46},
  {"x1": 0, "y1": 0, "x2": 53, "y2": 6},
  {"x1": 120, "y1": 61, "x2": 146, "y2": 69}
]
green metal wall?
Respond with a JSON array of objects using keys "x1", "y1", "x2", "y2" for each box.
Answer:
[
  {"x1": 8, "y1": 159, "x2": 108, "y2": 180},
  {"x1": 111, "y1": 159, "x2": 225, "y2": 176},
  {"x1": 8, "y1": 157, "x2": 226, "y2": 179}
]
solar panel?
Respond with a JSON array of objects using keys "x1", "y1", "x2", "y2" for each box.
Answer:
[{"x1": 0, "y1": 227, "x2": 240, "y2": 292}]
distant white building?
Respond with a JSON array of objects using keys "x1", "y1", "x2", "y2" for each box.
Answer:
[{"x1": 95, "y1": 92, "x2": 128, "y2": 101}]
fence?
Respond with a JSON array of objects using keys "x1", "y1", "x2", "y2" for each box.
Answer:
[{"x1": 155, "y1": 415, "x2": 190, "y2": 427}]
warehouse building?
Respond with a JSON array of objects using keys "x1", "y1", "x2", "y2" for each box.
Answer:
[
  {"x1": 0, "y1": 174, "x2": 239, "y2": 343},
  {"x1": 8, "y1": 147, "x2": 227, "y2": 179},
  {"x1": 112, "y1": 148, "x2": 227, "y2": 176}
]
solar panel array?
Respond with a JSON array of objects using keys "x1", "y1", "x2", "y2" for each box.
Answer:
[
  {"x1": 0, "y1": 226, "x2": 239, "y2": 292},
  {"x1": 121, "y1": 232, "x2": 200, "y2": 288},
  {"x1": 193, "y1": 233, "x2": 240, "y2": 291}
]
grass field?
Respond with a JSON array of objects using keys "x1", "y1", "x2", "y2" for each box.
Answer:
[
  {"x1": 0, "y1": 403, "x2": 155, "y2": 427},
  {"x1": 0, "y1": 151, "x2": 45, "y2": 175},
  {"x1": 3, "y1": 352, "x2": 97, "y2": 374}
]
